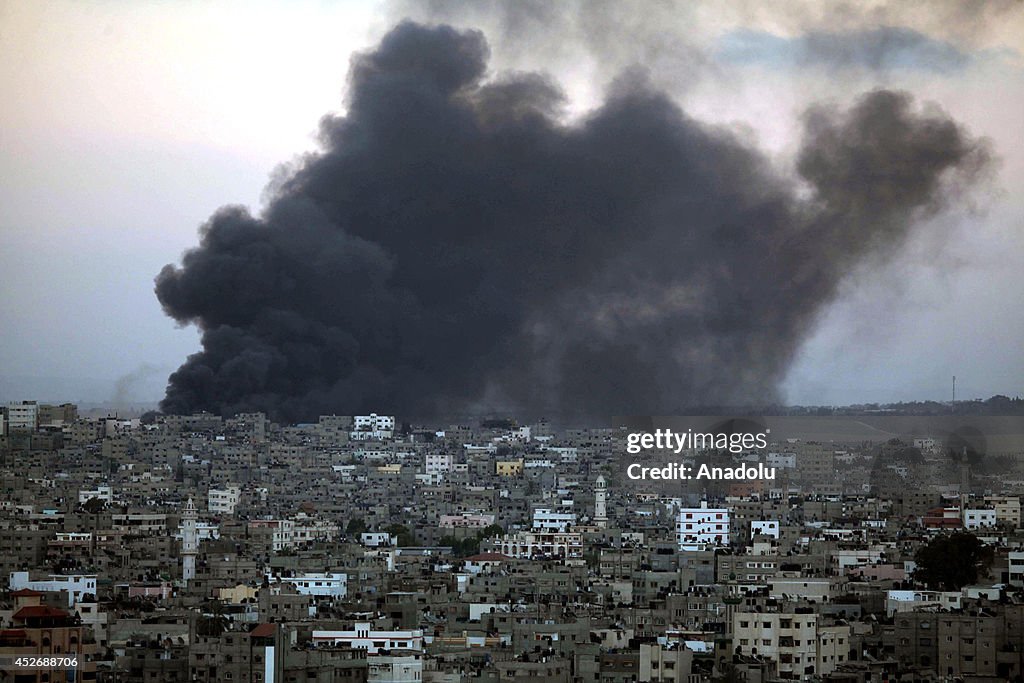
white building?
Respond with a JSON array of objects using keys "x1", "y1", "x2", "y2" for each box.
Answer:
[
  {"x1": 268, "y1": 572, "x2": 347, "y2": 598},
  {"x1": 1011, "y1": 551, "x2": 1024, "y2": 586},
  {"x1": 765, "y1": 452, "x2": 796, "y2": 469},
  {"x1": 249, "y1": 519, "x2": 296, "y2": 551},
  {"x1": 332, "y1": 464, "x2": 359, "y2": 480},
  {"x1": 963, "y1": 508, "x2": 997, "y2": 530},
  {"x1": 425, "y1": 453, "x2": 452, "y2": 480},
  {"x1": 733, "y1": 612, "x2": 849, "y2": 677},
  {"x1": 292, "y1": 517, "x2": 340, "y2": 544},
  {"x1": 361, "y1": 532, "x2": 396, "y2": 548},
  {"x1": 463, "y1": 553, "x2": 514, "y2": 574},
  {"x1": 833, "y1": 547, "x2": 886, "y2": 575},
  {"x1": 368, "y1": 652, "x2": 422, "y2": 683},
  {"x1": 6, "y1": 401, "x2": 38, "y2": 432},
  {"x1": 351, "y1": 414, "x2": 395, "y2": 440},
  {"x1": 415, "y1": 472, "x2": 439, "y2": 486},
  {"x1": 497, "y1": 530, "x2": 583, "y2": 559},
  {"x1": 78, "y1": 485, "x2": 114, "y2": 505},
  {"x1": 545, "y1": 446, "x2": 578, "y2": 463},
  {"x1": 532, "y1": 507, "x2": 576, "y2": 532},
  {"x1": 312, "y1": 622, "x2": 424, "y2": 653},
  {"x1": 886, "y1": 589, "x2": 962, "y2": 616},
  {"x1": 677, "y1": 502, "x2": 730, "y2": 550},
  {"x1": 176, "y1": 521, "x2": 220, "y2": 542},
  {"x1": 750, "y1": 520, "x2": 779, "y2": 539},
  {"x1": 245, "y1": 517, "x2": 338, "y2": 550},
  {"x1": 10, "y1": 571, "x2": 97, "y2": 606},
  {"x1": 208, "y1": 485, "x2": 242, "y2": 515},
  {"x1": 524, "y1": 458, "x2": 555, "y2": 469},
  {"x1": 102, "y1": 416, "x2": 138, "y2": 437}
]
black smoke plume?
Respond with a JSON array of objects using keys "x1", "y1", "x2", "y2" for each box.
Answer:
[{"x1": 156, "y1": 21, "x2": 989, "y2": 422}]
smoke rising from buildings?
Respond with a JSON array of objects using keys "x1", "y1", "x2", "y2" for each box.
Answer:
[{"x1": 155, "y1": 21, "x2": 990, "y2": 422}]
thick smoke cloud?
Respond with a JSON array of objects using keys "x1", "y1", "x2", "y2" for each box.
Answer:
[{"x1": 156, "y1": 21, "x2": 989, "y2": 422}]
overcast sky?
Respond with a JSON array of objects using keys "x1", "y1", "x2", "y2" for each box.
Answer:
[{"x1": 1, "y1": 0, "x2": 1022, "y2": 407}]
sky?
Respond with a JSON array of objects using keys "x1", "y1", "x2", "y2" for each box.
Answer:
[{"x1": 0, "y1": 0, "x2": 1022, "y2": 409}]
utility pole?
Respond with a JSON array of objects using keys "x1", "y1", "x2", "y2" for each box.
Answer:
[{"x1": 952, "y1": 376, "x2": 957, "y2": 413}]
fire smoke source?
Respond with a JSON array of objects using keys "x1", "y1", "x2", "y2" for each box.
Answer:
[{"x1": 155, "y1": 21, "x2": 990, "y2": 422}]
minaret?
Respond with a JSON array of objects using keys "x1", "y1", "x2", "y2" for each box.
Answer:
[
  {"x1": 182, "y1": 497, "x2": 197, "y2": 583},
  {"x1": 959, "y1": 454, "x2": 971, "y2": 512},
  {"x1": 594, "y1": 475, "x2": 608, "y2": 528}
]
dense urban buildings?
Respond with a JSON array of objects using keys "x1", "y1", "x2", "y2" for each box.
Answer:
[{"x1": 3, "y1": 400, "x2": 1024, "y2": 681}]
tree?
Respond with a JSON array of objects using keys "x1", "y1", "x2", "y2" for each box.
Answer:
[
  {"x1": 914, "y1": 532, "x2": 993, "y2": 590},
  {"x1": 440, "y1": 535, "x2": 480, "y2": 558},
  {"x1": 345, "y1": 518, "x2": 368, "y2": 536},
  {"x1": 478, "y1": 524, "x2": 504, "y2": 539},
  {"x1": 385, "y1": 524, "x2": 416, "y2": 547},
  {"x1": 195, "y1": 614, "x2": 229, "y2": 637}
]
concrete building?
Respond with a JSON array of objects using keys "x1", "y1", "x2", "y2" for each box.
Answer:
[
  {"x1": 532, "y1": 507, "x2": 577, "y2": 532},
  {"x1": 439, "y1": 512, "x2": 495, "y2": 529},
  {"x1": 351, "y1": 413, "x2": 396, "y2": 440},
  {"x1": 9, "y1": 571, "x2": 97, "y2": 606},
  {"x1": 638, "y1": 642, "x2": 694, "y2": 682},
  {"x1": 425, "y1": 452, "x2": 453, "y2": 482},
  {"x1": 495, "y1": 459, "x2": 524, "y2": 476},
  {"x1": 886, "y1": 589, "x2": 962, "y2": 616},
  {"x1": 0, "y1": 592, "x2": 99, "y2": 682},
  {"x1": 208, "y1": 484, "x2": 241, "y2": 515},
  {"x1": 497, "y1": 529, "x2": 584, "y2": 559},
  {"x1": 6, "y1": 400, "x2": 38, "y2": 431},
  {"x1": 677, "y1": 502, "x2": 730, "y2": 550},
  {"x1": 963, "y1": 507, "x2": 997, "y2": 530},
  {"x1": 368, "y1": 651, "x2": 422, "y2": 683},
  {"x1": 37, "y1": 402, "x2": 78, "y2": 427},
  {"x1": 733, "y1": 611, "x2": 850, "y2": 678},
  {"x1": 267, "y1": 571, "x2": 347, "y2": 598},
  {"x1": 78, "y1": 485, "x2": 114, "y2": 505},
  {"x1": 361, "y1": 531, "x2": 395, "y2": 547},
  {"x1": 312, "y1": 623, "x2": 424, "y2": 653},
  {"x1": 750, "y1": 520, "x2": 779, "y2": 539},
  {"x1": 1011, "y1": 550, "x2": 1024, "y2": 586}
]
